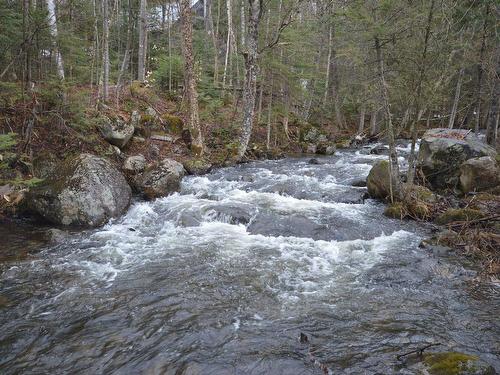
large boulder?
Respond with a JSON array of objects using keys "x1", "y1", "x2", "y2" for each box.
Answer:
[
  {"x1": 27, "y1": 154, "x2": 132, "y2": 227},
  {"x1": 183, "y1": 159, "x2": 212, "y2": 175},
  {"x1": 366, "y1": 160, "x2": 391, "y2": 200},
  {"x1": 417, "y1": 128, "x2": 497, "y2": 190},
  {"x1": 99, "y1": 116, "x2": 135, "y2": 148},
  {"x1": 135, "y1": 158, "x2": 185, "y2": 199},
  {"x1": 459, "y1": 156, "x2": 499, "y2": 193}
]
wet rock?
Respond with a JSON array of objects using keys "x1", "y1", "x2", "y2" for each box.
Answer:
[
  {"x1": 308, "y1": 158, "x2": 321, "y2": 165},
  {"x1": 351, "y1": 179, "x2": 367, "y2": 187},
  {"x1": 135, "y1": 158, "x2": 185, "y2": 199},
  {"x1": 435, "y1": 208, "x2": 485, "y2": 225},
  {"x1": 304, "y1": 143, "x2": 317, "y2": 154},
  {"x1": 417, "y1": 128, "x2": 497, "y2": 190},
  {"x1": 27, "y1": 154, "x2": 132, "y2": 227},
  {"x1": 300, "y1": 126, "x2": 326, "y2": 143},
  {"x1": 316, "y1": 143, "x2": 336, "y2": 155},
  {"x1": 459, "y1": 156, "x2": 499, "y2": 193},
  {"x1": 123, "y1": 154, "x2": 146, "y2": 174},
  {"x1": 421, "y1": 352, "x2": 496, "y2": 375},
  {"x1": 183, "y1": 159, "x2": 212, "y2": 175},
  {"x1": 366, "y1": 160, "x2": 391, "y2": 200},
  {"x1": 45, "y1": 228, "x2": 70, "y2": 243},
  {"x1": 335, "y1": 138, "x2": 352, "y2": 149},
  {"x1": 99, "y1": 116, "x2": 135, "y2": 148},
  {"x1": 369, "y1": 144, "x2": 387, "y2": 155}
]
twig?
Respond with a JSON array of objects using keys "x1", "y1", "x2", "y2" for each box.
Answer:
[
  {"x1": 448, "y1": 214, "x2": 500, "y2": 228},
  {"x1": 396, "y1": 343, "x2": 441, "y2": 360}
]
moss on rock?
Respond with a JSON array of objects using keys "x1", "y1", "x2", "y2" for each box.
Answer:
[
  {"x1": 162, "y1": 114, "x2": 184, "y2": 135},
  {"x1": 435, "y1": 208, "x2": 485, "y2": 225},
  {"x1": 384, "y1": 202, "x2": 406, "y2": 219},
  {"x1": 423, "y1": 352, "x2": 494, "y2": 375}
]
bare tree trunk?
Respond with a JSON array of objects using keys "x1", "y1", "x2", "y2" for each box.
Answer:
[
  {"x1": 323, "y1": 25, "x2": 332, "y2": 105},
  {"x1": 358, "y1": 103, "x2": 366, "y2": 134},
  {"x1": 116, "y1": 0, "x2": 133, "y2": 102},
  {"x1": 237, "y1": 0, "x2": 261, "y2": 160},
  {"x1": 266, "y1": 78, "x2": 274, "y2": 150},
  {"x1": 137, "y1": 0, "x2": 147, "y2": 81},
  {"x1": 375, "y1": 36, "x2": 400, "y2": 202},
  {"x1": 222, "y1": 0, "x2": 233, "y2": 88},
  {"x1": 46, "y1": 0, "x2": 64, "y2": 79},
  {"x1": 370, "y1": 109, "x2": 378, "y2": 135},
  {"x1": 486, "y1": 57, "x2": 499, "y2": 145},
  {"x1": 180, "y1": 0, "x2": 204, "y2": 156},
  {"x1": 407, "y1": 0, "x2": 435, "y2": 184},
  {"x1": 474, "y1": 5, "x2": 488, "y2": 134},
  {"x1": 205, "y1": 0, "x2": 219, "y2": 84},
  {"x1": 168, "y1": 2, "x2": 172, "y2": 90},
  {"x1": 102, "y1": 0, "x2": 110, "y2": 101},
  {"x1": 283, "y1": 88, "x2": 290, "y2": 139},
  {"x1": 257, "y1": 78, "x2": 264, "y2": 122},
  {"x1": 448, "y1": 67, "x2": 464, "y2": 129},
  {"x1": 240, "y1": 0, "x2": 245, "y2": 48}
]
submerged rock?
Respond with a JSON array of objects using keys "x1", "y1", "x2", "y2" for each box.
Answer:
[
  {"x1": 27, "y1": 154, "x2": 131, "y2": 227},
  {"x1": 459, "y1": 156, "x2": 499, "y2": 193},
  {"x1": 417, "y1": 128, "x2": 497, "y2": 190},
  {"x1": 135, "y1": 158, "x2": 185, "y2": 199},
  {"x1": 422, "y1": 352, "x2": 496, "y2": 375}
]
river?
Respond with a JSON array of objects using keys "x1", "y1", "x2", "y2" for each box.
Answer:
[{"x1": 1, "y1": 143, "x2": 499, "y2": 374}]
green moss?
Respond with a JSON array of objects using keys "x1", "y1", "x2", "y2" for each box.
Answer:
[
  {"x1": 384, "y1": 203, "x2": 406, "y2": 219},
  {"x1": 423, "y1": 352, "x2": 478, "y2": 375},
  {"x1": 435, "y1": 208, "x2": 485, "y2": 225},
  {"x1": 162, "y1": 114, "x2": 184, "y2": 134}
]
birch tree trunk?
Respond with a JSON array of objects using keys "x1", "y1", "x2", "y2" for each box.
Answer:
[
  {"x1": 448, "y1": 67, "x2": 464, "y2": 129},
  {"x1": 474, "y1": 5, "x2": 488, "y2": 134},
  {"x1": 358, "y1": 103, "x2": 366, "y2": 134},
  {"x1": 116, "y1": 0, "x2": 133, "y2": 101},
  {"x1": 370, "y1": 109, "x2": 378, "y2": 135},
  {"x1": 266, "y1": 78, "x2": 274, "y2": 150},
  {"x1": 102, "y1": 0, "x2": 110, "y2": 101},
  {"x1": 222, "y1": 0, "x2": 233, "y2": 88},
  {"x1": 205, "y1": 0, "x2": 219, "y2": 84},
  {"x1": 46, "y1": 0, "x2": 65, "y2": 80},
  {"x1": 375, "y1": 36, "x2": 400, "y2": 202},
  {"x1": 137, "y1": 0, "x2": 147, "y2": 81},
  {"x1": 237, "y1": 0, "x2": 261, "y2": 160},
  {"x1": 180, "y1": 0, "x2": 204, "y2": 156},
  {"x1": 323, "y1": 25, "x2": 333, "y2": 105}
]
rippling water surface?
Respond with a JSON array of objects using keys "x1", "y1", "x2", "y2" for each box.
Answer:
[{"x1": 1, "y1": 144, "x2": 499, "y2": 374}]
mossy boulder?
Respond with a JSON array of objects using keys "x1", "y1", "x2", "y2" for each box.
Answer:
[
  {"x1": 162, "y1": 114, "x2": 184, "y2": 135},
  {"x1": 27, "y1": 154, "x2": 132, "y2": 227},
  {"x1": 417, "y1": 128, "x2": 497, "y2": 190},
  {"x1": 422, "y1": 352, "x2": 496, "y2": 375},
  {"x1": 435, "y1": 208, "x2": 486, "y2": 225},
  {"x1": 183, "y1": 159, "x2": 212, "y2": 175},
  {"x1": 335, "y1": 138, "x2": 352, "y2": 149},
  {"x1": 367, "y1": 160, "x2": 391, "y2": 200},
  {"x1": 459, "y1": 156, "x2": 500, "y2": 193},
  {"x1": 316, "y1": 142, "x2": 336, "y2": 155}
]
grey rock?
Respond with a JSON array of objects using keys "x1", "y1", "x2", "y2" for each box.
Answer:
[
  {"x1": 136, "y1": 158, "x2": 185, "y2": 199},
  {"x1": 27, "y1": 154, "x2": 132, "y2": 227},
  {"x1": 366, "y1": 160, "x2": 391, "y2": 200},
  {"x1": 459, "y1": 156, "x2": 499, "y2": 193},
  {"x1": 99, "y1": 116, "x2": 135, "y2": 148},
  {"x1": 123, "y1": 155, "x2": 147, "y2": 174},
  {"x1": 417, "y1": 128, "x2": 497, "y2": 190}
]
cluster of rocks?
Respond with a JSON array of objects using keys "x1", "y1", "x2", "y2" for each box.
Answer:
[
  {"x1": 23, "y1": 108, "x2": 214, "y2": 228},
  {"x1": 367, "y1": 128, "x2": 499, "y2": 201},
  {"x1": 300, "y1": 127, "x2": 336, "y2": 155}
]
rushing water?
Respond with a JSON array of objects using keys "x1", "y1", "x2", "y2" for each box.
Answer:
[{"x1": 1, "y1": 144, "x2": 499, "y2": 374}]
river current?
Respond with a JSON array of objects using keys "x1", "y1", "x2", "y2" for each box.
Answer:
[{"x1": 1, "y1": 143, "x2": 499, "y2": 374}]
